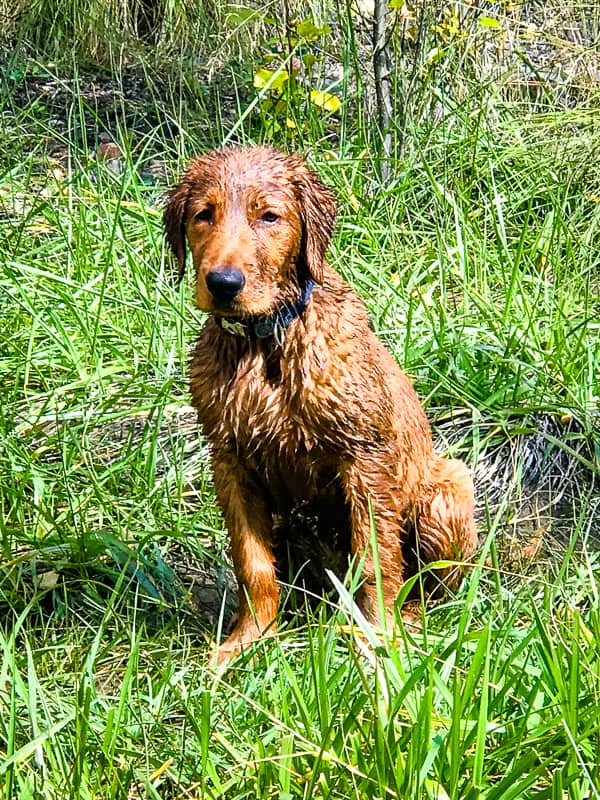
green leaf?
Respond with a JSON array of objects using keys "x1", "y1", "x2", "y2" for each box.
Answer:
[
  {"x1": 310, "y1": 90, "x2": 341, "y2": 113},
  {"x1": 479, "y1": 16, "x2": 500, "y2": 28},
  {"x1": 225, "y1": 7, "x2": 259, "y2": 27},
  {"x1": 303, "y1": 53, "x2": 319, "y2": 71},
  {"x1": 254, "y1": 68, "x2": 289, "y2": 92},
  {"x1": 426, "y1": 47, "x2": 445, "y2": 64},
  {"x1": 296, "y1": 17, "x2": 330, "y2": 42}
]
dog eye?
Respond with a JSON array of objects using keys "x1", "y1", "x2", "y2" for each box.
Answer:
[
  {"x1": 260, "y1": 211, "x2": 279, "y2": 224},
  {"x1": 194, "y1": 208, "x2": 213, "y2": 224}
]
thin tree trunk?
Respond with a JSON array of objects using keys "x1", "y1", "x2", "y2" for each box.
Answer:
[{"x1": 373, "y1": 0, "x2": 393, "y2": 181}]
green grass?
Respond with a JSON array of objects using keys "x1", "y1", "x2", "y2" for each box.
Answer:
[
  {"x1": 3, "y1": 556, "x2": 600, "y2": 797},
  {"x1": 1, "y1": 3, "x2": 600, "y2": 797}
]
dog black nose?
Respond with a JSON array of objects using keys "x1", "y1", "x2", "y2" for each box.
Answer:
[{"x1": 205, "y1": 268, "x2": 246, "y2": 302}]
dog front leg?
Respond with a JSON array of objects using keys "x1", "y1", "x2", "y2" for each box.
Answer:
[
  {"x1": 211, "y1": 454, "x2": 278, "y2": 664},
  {"x1": 341, "y1": 457, "x2": 406, "y2": 627}
]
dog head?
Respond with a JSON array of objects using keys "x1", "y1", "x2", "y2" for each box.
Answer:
[{"x1": 163, "y1": 146, "x2": 337, "y2": 317}]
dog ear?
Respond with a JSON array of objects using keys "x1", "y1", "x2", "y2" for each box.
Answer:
[
  {"x1": 163, "y1": 180, "x2": 190, "y2": 282},
  {"x1": 292, "y1": 161, "x2": 337, "y2": 284}
]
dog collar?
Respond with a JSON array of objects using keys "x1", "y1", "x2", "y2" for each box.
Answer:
[{"x1": 217, "y1": 279, "x2": 315, "y2": 347}]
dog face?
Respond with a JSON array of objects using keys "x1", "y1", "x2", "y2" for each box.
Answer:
[{"x1": 164, "y1": 146, "x2": 337, "y2": 317}]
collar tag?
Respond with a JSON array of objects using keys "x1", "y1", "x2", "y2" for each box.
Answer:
[
  {"x1": 220, "y1": 318, "x2": 248, "y2": 337},
  {"x1": 272, "y1": 319, "x2": 285, "y2": 348},
  {"x1": 253, "y1": 318, "x2": 276, "y2": 339}
]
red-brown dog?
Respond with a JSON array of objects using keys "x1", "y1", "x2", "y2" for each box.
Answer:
[{"x1": 164, "y1": 145, "x2": 477, "y2": 663}]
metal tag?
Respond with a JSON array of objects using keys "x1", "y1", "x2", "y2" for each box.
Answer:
[{"x1": 220, "y1": 318, "x2": 248, "y2": 337}]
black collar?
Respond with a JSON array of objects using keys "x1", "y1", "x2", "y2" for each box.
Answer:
[{"x1": 216, "y1": 279, "x2": 315, "y2": 347}]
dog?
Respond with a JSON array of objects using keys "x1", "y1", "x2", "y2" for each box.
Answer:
[{"x1": 164, "y1": 145, "x2": 477, "y2": 663}]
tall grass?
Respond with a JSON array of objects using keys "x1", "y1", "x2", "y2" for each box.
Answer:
[
  {"x1": 2, "y1": 554, "x2": 600, "y2": 797},
  {"x1": 1, "y1": 2, "x2": 599, "y2": 797}
]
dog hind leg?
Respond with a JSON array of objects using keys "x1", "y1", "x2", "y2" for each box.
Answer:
[{"x1": 414, "y1": 458, "x2": 478, "y2": 593}]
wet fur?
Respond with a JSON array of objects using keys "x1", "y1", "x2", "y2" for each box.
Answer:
[{"x1": 164, "y1": 145, "x2": 477, "y2": 663}]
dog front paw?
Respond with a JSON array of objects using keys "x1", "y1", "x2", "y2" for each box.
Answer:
[{"x1": 210, "y1": 620, "x2": 273, "y2": 667}]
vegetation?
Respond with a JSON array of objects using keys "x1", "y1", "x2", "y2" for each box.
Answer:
[{"x1": 1, "y1": 1, "x2": 599, "y2": 797}]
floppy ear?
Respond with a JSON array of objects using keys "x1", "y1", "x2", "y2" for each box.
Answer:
[
  {"x1": 163, "y1": 180, "x2": 191, "y2": 282},
  {"x1": 292, "y1": 160, "x2": 337, "y2": 284}
]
